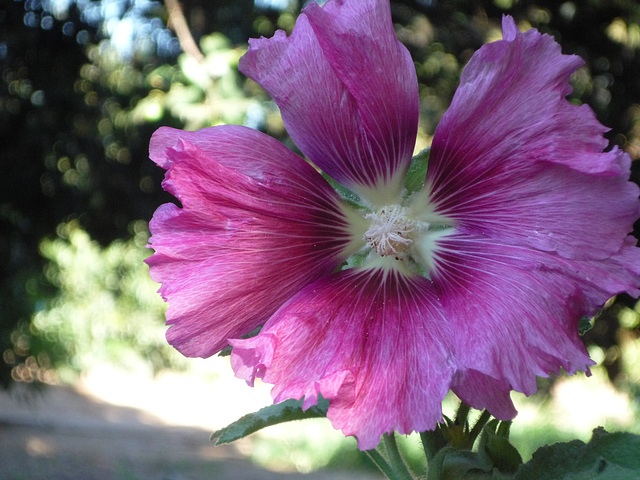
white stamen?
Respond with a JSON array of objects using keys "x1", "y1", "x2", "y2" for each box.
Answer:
[{"x1": 363, "y1": 205, "x2": 416, "y2": 257}]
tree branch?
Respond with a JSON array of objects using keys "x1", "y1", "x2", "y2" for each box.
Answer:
[{"x1": 164, "y1": 0, "x2": 205, "y2": 62}]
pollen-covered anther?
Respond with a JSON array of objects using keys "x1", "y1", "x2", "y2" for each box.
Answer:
[{"x1": 363, "y1": 205, "x2": 416, "y2": 257}]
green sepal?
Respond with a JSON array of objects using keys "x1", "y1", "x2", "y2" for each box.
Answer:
[
  {"x1": 426, "y1": 446, "x2": 495, "y2": 480},
  {"x1": 578, "y1": 316, "x2": 593, "y2": 335},
  {"x1": 322, "y1": 172, "x2": 364, "y2": 209},
  {"x1": 404, "y1": 148, "x2": 430, "y2": 196},
  {"x1": 514, "y1": 427, "x2": 640, "y2": 480},
  {"x1": 425, "y1": 418, "x2": 523, "y2": 480},
  {"x1": 211, "y1": 396, "x2": 329, "y2": 445},
  {"x1": 478, "y1": 420, "x2": 523, "y2": 475},
  {"x1": 421, "y1": 428, "x2": 449, "y2": 463},
  {"x1": 217, "y1": 345, "x2": 233, "y2": 357}
]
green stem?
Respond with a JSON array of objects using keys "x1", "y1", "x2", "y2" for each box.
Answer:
[
  {"x1": 420, "y1": 429, "x2": 443, "y2": 463},
  {"x1": 364, "y1": 448, "x2": 397, "y2": 480},
  {"x1": 381, "y1": 433, "x2": 415, "y2": 480},
  {"x1": 468, "y1": 409, "x2": 492, "y2": 445}
]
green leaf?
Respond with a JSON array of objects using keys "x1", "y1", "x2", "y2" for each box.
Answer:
[
  {"x1": 211, "y1": 397, "x2": 329, "y2": 445},
  {"x1": 404, "y1": 148, "x2": 430, "y2": 195},
  {"x1": 515, "y1": 427, "x2": 640, "y2": 480}
]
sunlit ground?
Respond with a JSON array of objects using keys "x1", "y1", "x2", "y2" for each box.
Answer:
[
  {"x1": 71, "y1": 352, "x2": 640, "y2": 475},
  {"x1": 78, "y1": 359, "x2": 362, "y2": 474}
]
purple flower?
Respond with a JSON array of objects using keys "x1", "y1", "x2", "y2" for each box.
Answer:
[{"x1": 147, "y1": 0, "x2": 640, "y2": 450}]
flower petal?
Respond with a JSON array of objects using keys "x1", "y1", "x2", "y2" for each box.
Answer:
[
  {"x1": 440, "y1": 162, "x2": 639, "y2": 261},
  {"x1": 544, "y1": 234, "x2": 640, "y2": 308},
  {"x1": 147, "y1": 125, "x2": 355, "y2": 357},
  {"x1": 239, "y1": 0, "x2": 418, "y2": 203},
  {"x1": 230, "y1": 268, "x2": 454, "y2": 450},
  {"x1": 451, "y1": 369, "x2": 517, "y2": 421},
  {"x1": 427, "y1": 16, "x2": 640, "y2": 260},
  {"x1": 430, "y1": 233, "x2": 639, "y2": 396},
  {"x1": 304, "y1": 0, "x2": 419, "y2": 187}
]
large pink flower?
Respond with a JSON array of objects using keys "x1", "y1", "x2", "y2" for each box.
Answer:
[{"x1": 147, "y1": 0, "x2": 640, "y2": 450}]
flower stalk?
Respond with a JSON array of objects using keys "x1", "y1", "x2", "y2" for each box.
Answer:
[{"x1": 366, "y1": 433, "x2": 415, "y2": 480}]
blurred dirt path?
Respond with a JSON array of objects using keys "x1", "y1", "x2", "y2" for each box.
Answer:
[{"x1": 0, "y1": 381, "x2": 379, "y2": 480}]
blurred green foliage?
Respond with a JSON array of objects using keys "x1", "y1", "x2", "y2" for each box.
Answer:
[
  {"x1": 29, "y1": 220, "x2": 184, "y2": 382},
  {"x1": 132, "y1": 33, "x2": 250, "y2": 130}
]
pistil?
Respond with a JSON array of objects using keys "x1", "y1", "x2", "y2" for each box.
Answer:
[{"x1": 363, "y1": 205, "x2": 417, "y2": 257}]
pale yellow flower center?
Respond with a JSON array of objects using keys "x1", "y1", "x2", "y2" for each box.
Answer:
[{"x1": 363, "y1": 205, "x2": 417, "y2": 257}]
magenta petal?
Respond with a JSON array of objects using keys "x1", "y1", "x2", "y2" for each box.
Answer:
[
  {"x1": 549, "y1": 234, "x2": 640, "y2": 308},
  {"x1": 230, "y1": 269, "x2": 454, "y2": 450},
  {"x1": 427, "y1": 16, "x2": 640, "y2": 260},
  {"x1": 451, "y1": 369, "x2": 517, "y2": 421},
  {"x1": 304, "y1": 0, "x2": 419, "y2": 180},
  {"x1": 434, "y1": 234, "x2": 604, "y2": 396},
  {"x1": 239, "y1": 0, "x2": 418, "y2": 197},
  {"x1": 443, "y1": 161, "x2": 639, "y2": 261},
  {"x1": 423, "y1": 16, "x2": 640, "y2": 396},
  {"x1": 147, "y1": 126, "x2": 352, "y2": 357}
]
